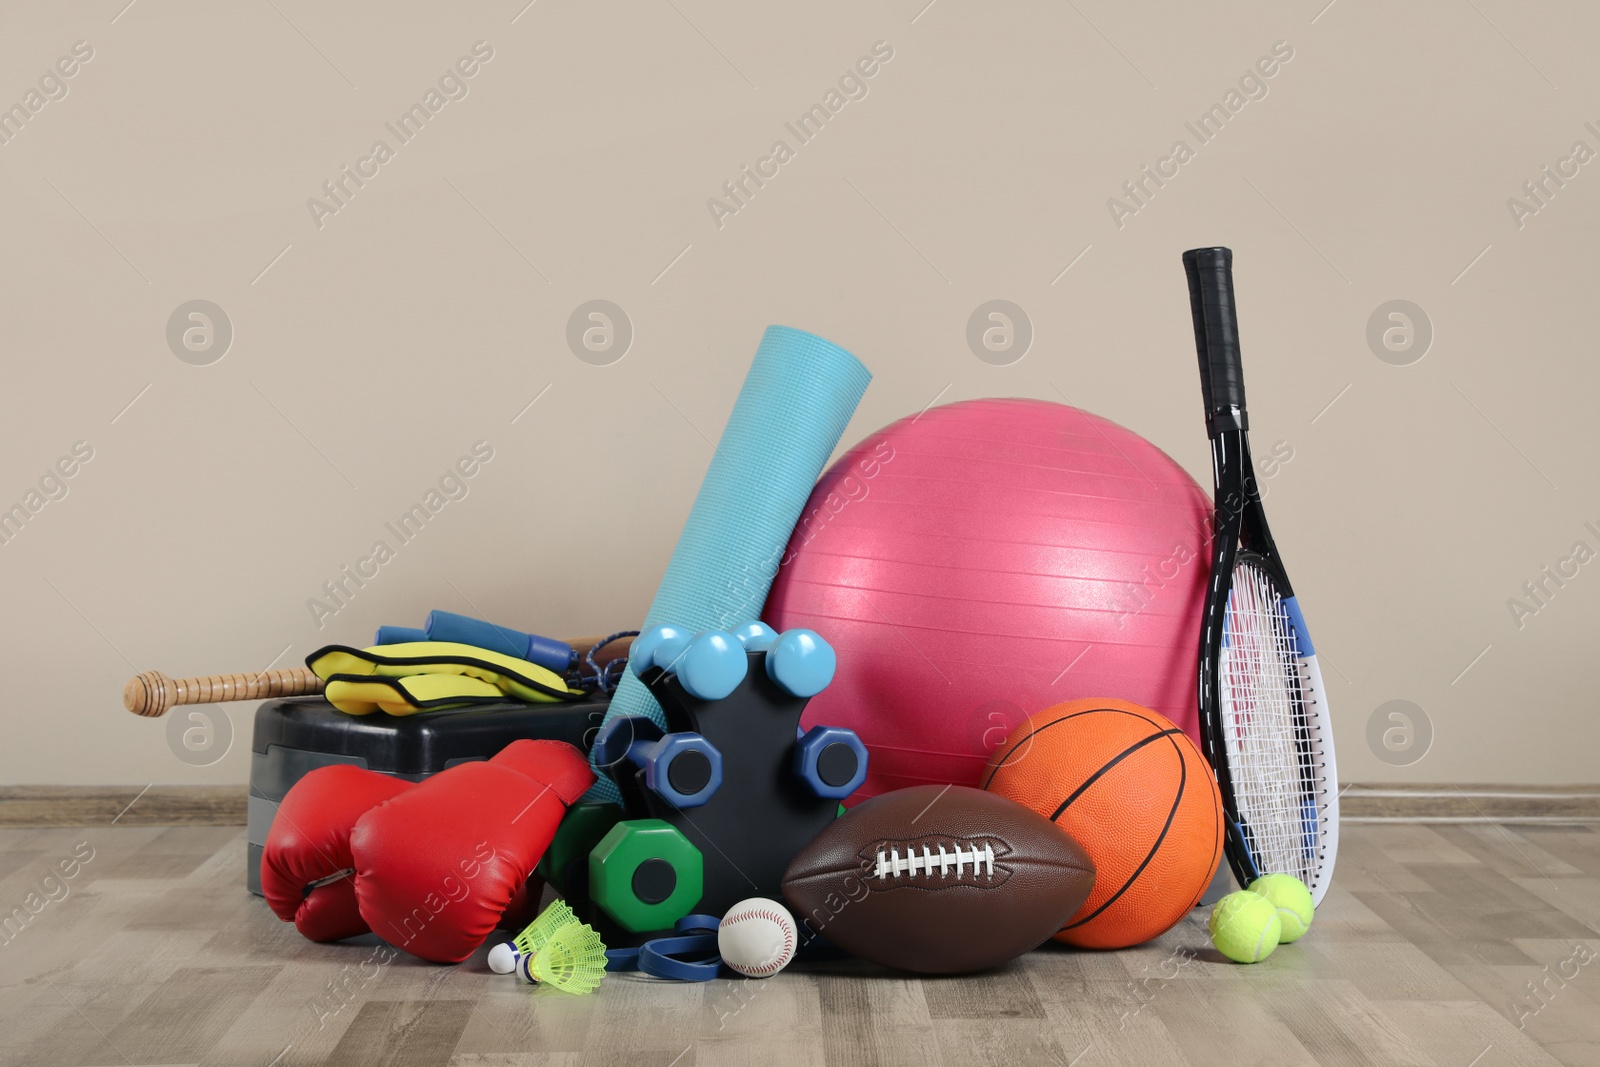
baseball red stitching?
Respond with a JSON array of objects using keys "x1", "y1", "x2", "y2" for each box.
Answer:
[{"x1": 722, "y1": 908, "x2": 796, "y2": 976}]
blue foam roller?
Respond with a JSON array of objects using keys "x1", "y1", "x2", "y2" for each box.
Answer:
[
  {"x1": 374, "y1": 625, "x2": 430, "y2": 645},
  {"x1": 591, "y1": 326, "x2": 871, "y2": 802}
]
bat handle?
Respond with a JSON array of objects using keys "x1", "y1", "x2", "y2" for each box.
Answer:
[{"x1": 124, "y1": 667, "x2": 325, "y2": 718}]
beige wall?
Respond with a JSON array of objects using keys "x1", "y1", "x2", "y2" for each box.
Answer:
[{"x1": 2, "y1": 1, "x2": 1594, "y2": 787}]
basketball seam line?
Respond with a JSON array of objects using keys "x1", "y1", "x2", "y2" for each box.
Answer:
[
  {"x1": 1049, "y1": 728, "x2": 1184, "y2": 822},
  {"x1": 981, "y1": 707, "x2": 1171, "y2": 790},
  {"x1": 1061, "y1": 730, "x2": 1188, "y2": 932},
  {"x1": 986, "y1": 707, "x2": 1173, "y2": 788}
]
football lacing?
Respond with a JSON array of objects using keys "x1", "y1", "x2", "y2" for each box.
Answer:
[{"x1": 873, "y1": 841, "x2": 996, "y2": 880}]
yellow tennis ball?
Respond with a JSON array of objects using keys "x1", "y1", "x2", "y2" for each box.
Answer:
[
  {"x1": 1248, "y1": 874, "x2": 1314, "y2": 943},
  {"x1": 1209, "y1": 891, "x2": 1282, "y2": 963}
]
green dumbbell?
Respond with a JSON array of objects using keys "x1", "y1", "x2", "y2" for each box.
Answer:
[
  {"x1": 537, "y1": 802, "x2": 624, "y2": 896},
  {"x1": 588, "y1": 819, "x2": 703, "y2": 933}
]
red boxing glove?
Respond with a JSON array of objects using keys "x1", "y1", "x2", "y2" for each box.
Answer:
[
  {"x1": 351, "y1": 739, "x2": 594, "y2": 963},
  {"x1": 261, "y1": 765, "x2": 413, "y2": 942}
]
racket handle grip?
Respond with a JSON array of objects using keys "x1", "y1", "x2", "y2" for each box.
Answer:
[
  {"x1": 1182, "y1": 246, "x2": 1248, "y2": 427},
  {"x1": 124, "y1": 668, "x2": 324, "y2": 717}
]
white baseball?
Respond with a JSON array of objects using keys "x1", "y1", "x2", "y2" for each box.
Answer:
[{"x1": 718, "y1": 897, "x2": 798, "y2": 978}]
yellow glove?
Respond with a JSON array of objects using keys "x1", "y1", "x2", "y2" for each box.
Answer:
[
  {"x1": 306, "y1": 640, "x2": 583, "y2": 716},
  {"x1": 321, "y1": 673, "x2": 506, "y2": 716}
]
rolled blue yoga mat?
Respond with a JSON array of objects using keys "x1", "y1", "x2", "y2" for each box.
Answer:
[{"x1": 591, "y1": 325, "x2": 872, "y2": 803}]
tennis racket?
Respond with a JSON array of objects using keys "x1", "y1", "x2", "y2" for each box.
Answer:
[{"x1": 1182, "y1": 246, "x2": 1338, "y2": 906}]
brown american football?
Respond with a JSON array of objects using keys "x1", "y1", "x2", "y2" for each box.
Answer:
[{"x1": 780, "y1": 784, "x2": 1095, "y2": 973}]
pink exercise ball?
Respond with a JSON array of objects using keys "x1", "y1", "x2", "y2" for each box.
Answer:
[{"x1": 764, "y1": 398, "x2": 1212, "y2": 803}]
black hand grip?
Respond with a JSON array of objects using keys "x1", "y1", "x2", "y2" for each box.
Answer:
[{"x1": 1182, "y1": 246, "x2": 1247, "y2": 422}]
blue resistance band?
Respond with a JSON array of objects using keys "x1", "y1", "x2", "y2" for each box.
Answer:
[{"x1": 605, "y1": 914, "x2": 723, "y2": 981}]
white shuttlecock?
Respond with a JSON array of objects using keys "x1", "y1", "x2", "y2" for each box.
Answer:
[
  {"x1": 487, "y1": 941, "x2": 521, "y2": 975},
  {"x1": 717, "y1": 898, "x2": 798, "y2": 978}
]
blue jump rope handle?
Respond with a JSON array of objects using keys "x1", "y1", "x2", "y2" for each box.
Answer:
[
  {"x1": 422, "y1": 609, "x2": 576, "y2": 673},
  {"x1": 374, "y1": 625, "x2": 429, "y2": 644}
]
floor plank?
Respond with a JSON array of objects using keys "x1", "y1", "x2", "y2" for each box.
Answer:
[
  {"x1": 0, "y1": 786, "x2": 247, "y2": 827},
  {"x1": 2, "y1": 823, "x2": 1598, "y2": 1066}
]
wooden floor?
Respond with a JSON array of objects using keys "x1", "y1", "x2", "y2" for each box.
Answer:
[{"x1": 1, "y1": 822, "x2": 1597, "y2": 1066}]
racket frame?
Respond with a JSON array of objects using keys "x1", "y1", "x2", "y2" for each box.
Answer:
[{"x1": 1184, "y1": 246, "x2": 1339, "y2": 905}]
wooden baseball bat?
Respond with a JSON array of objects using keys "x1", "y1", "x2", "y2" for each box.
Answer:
[{"x1": 124, "y1": 634, "x2": 633, "y2": 717}]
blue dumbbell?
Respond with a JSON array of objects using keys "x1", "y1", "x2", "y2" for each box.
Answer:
[
  {"x1": 594, "y1": 716, "x2": 723, "y2": 808},
  {"x1": 793, "y1": 725, "x2": 868, "y2": 799},
  {"x1": 676, "y1": 630, "x2": 748, "y2": 700},
  {"x1": 591, "y1": 715, "x2": 663, "y2": 772},
  {"x1": 728, "y1": 620, "x2": 780, "y2": 652},
  {"x1": 629, "y1": 624, "x2": 692, "y2": 676},
  {"x1": 766, "y1": 628, "x2": 836, "y2": 698}
]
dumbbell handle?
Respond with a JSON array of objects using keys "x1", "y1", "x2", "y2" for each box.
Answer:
[{"x1": 124, "y1": 634, "x2": 632, "y2": 718}]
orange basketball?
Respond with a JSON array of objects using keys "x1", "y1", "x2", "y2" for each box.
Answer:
[{"x1": 982, "y1": 698, "x2": 1223, "y2": 949}]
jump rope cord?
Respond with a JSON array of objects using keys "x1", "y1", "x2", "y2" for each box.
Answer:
[{"x1": 574, "y1": 631, "x2": 640, "y2": 693}]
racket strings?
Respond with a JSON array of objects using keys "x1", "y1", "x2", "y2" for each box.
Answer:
[{"x1": 1219, "y1": 561, "x2": 1330, "y2": 887}]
